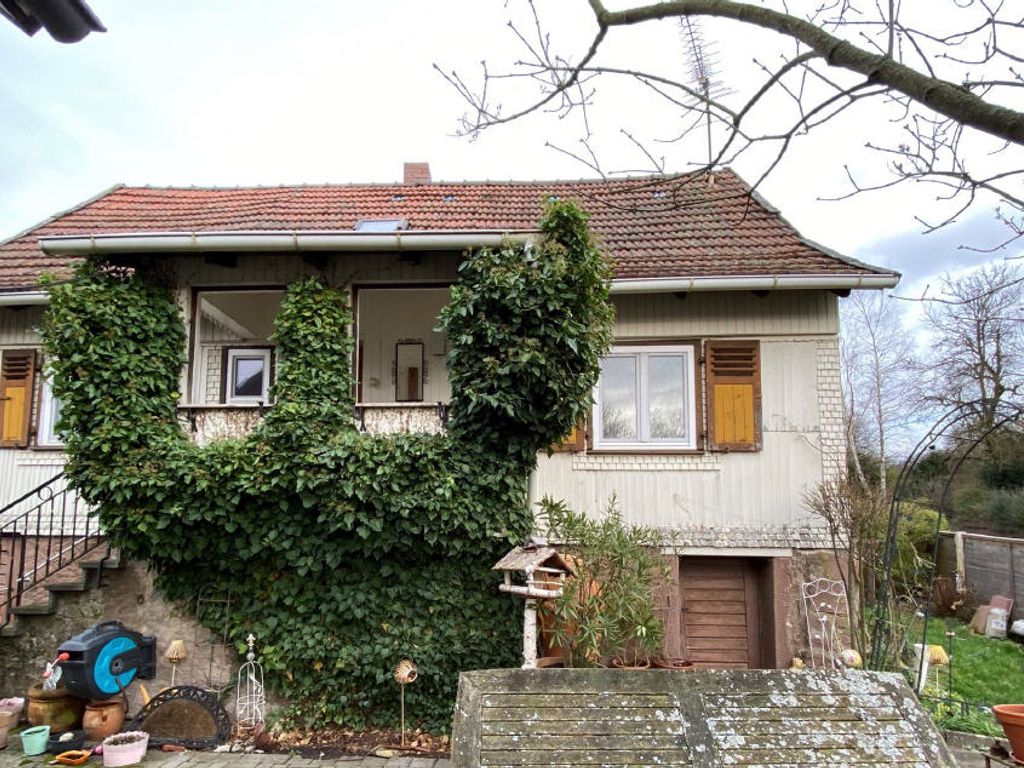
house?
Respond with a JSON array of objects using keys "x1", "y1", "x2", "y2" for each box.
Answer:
[{"x1": 0, "y1": 163, "x2": 898, "y2": 668}]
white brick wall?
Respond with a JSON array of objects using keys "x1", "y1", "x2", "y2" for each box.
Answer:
[
  {"x1": 656, "y1": 524, "x2": 834, "y2": 549},
  {"x1": 816, "y1": 337, "x2": 846, "y2": 483},
  {"x1": 204, "y1": 346, "x2": 221, "y2": 404},
  {"x1": 572, "y1": 453, "x2": 721, "y2": 472}
]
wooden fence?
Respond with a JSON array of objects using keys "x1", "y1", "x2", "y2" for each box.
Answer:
[{"x1": 937, "y1": 531, "x2": 1024, "y2": 620}]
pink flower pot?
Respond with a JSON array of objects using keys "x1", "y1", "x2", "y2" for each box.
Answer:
[
  {"x1": 101, "y1": 731, "x2": 149, "y2": 767},
  {"x1": 0, "y1": 698, "x2": 24, "y2": 723}
]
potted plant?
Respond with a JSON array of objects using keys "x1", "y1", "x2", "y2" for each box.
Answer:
[
  {"x1": 101, "y1": 731, "x2": 150, "y2": 767},
  {"x1": 652, "y1": 656, "x2": 694, "y2": 670},
  {"x1": 538, "y1": 496, "x2": 668, "y2": 668},
  {"x1": 993, "y1": 705, "x2": 1024, "y2": 762},
  {"x1": 0, "y1": 710, "x2": 15, "y2": 750}
]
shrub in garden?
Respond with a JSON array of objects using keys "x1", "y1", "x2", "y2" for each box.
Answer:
[{"x1": 537, "y1": 496, "x2": 667, "y2": 668}]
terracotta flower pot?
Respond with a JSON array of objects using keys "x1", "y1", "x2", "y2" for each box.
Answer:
[
  {"x1": 610, "y1": 656, "x2": 651, "y2": 670},
  {"x1": 26, "y1": 685, "x2": 85, "y2": 731},
  {"x1": 993, "y1": 705, "x2": 1024, "y2": 763},
  {"x1": 0, "y1": 710, "x2": 15, "y2": 750},
  {"x1": 535, "y1": 656, "x2": 565, "y2": 668},
  {"x1": 83, "y1": 698, "x2": 125, "y2": 742},
  {"x1": 652, "y1": 656, "x2": 694, "y2": 670}
]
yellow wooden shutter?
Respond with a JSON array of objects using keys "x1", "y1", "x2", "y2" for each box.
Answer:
[
  {"x1": 551, "y1": 417, "x2": 586, "y2": 453},
  {"x1": 0, "y1": 350, "x2": 36, "y2": 448},
  {"x1": 706, "y1": 340, "x2": 760, "y2": 452}
]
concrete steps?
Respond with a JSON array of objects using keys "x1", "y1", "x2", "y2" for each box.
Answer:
[{"x1": 0, "y1": 548, "x2": 122, "y2": 638}]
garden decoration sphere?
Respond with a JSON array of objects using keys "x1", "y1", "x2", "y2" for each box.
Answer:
[
  {"x1": 839, "y1": 649, "x2": 863, "y2": 668},
  {"x1": 393, "y1": 660, "x2": 417, "y2": 685}
]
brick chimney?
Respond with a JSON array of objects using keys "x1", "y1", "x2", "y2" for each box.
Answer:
[{"x1": 403, "y1": 162, "x2": 431, "y2": 185}]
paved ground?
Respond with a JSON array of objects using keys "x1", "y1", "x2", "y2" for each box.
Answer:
[
  {"x1": 1, "y1": 730, "x2": 999, "y2": 767},
  {"x1": 0, "y1": 746, "x2": 449, "y2": 768},
  {"x1": 0, "y1": 743, "x2": 995, "y2": 767}
]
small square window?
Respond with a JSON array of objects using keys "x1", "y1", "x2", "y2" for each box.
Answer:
[{"x1": 225, "y1": 348, "x2": 272, "y2": 405}]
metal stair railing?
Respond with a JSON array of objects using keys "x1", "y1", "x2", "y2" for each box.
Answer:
[{"x1": 0, "y1": 472, "x2": 103, "y2": 630}]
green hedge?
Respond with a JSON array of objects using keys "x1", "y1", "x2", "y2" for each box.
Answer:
[{"x1": 40, "y1": 202, "x2": 613, "y2": 730}]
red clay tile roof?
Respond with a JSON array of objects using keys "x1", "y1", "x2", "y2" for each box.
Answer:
[{"x1": 0, "y1": 170, "x2": 893, "y2": 290}]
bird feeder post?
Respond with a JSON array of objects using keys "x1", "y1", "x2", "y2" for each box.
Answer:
[
  {"x1": 522, "y1": 567, "x2": 538, "y2": 669},
  {"x1": 493, "y1": 544, "x2": 574, "y2": 669}
]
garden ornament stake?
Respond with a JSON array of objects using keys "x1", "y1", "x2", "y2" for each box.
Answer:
[
  {"x1": 393, "y1": 659, "x2": 417, "y2": 747},
  {"x1": 165, "y1": 640, "x2": 186, "y2": 688},
  {"x1": 235, "y1": 634, "x2": 265, "y2": 735}
]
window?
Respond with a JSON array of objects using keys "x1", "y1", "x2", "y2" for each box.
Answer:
[
  {"x1": 593, "y1": 345, "x2": 697, "y2": 450},
  {"x1": 354, "y1": 218, "x2": 408, "y2": 232},
  {"x1": 37, "y1": 375, "x2": 63, "y2": 447},
  {"x1": 224, "y1": 348, "x2": 272, "y2": 405}
]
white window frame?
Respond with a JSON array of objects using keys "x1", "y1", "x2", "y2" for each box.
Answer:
[
  {"x1": 225, "y1": 348, "x2": 272, "y2": 405},
  {"x1": 37, "y1": 375, "x2": 63, "y2": 448},
  {"x1": 593, "y1": 344, "x2": 697, "y2": 451}
]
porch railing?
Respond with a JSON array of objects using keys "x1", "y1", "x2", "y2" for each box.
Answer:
[{"x1": 0, "y1": 473, "x2": 104, "y2": 630}]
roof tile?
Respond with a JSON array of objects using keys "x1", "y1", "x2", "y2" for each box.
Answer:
[{"x1": 0, "y1": 170, "x2": 892, "y2": 289}]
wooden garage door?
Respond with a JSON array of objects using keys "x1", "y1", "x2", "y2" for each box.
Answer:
[{"x1": 679, "y1": 558, "x2": 761, "y2": 668}]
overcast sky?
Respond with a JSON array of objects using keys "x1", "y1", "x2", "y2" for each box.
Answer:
[{"x1": 0, "y1": 1, "x2": 1016, "y2": 297}]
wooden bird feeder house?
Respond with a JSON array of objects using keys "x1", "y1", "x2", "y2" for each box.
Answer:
[{"x1": 493, "y1": 544, "x2": 573, "y2": 669}]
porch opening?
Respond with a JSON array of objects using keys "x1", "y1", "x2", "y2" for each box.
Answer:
[
  {"x1": 354, "y1": 286, "x2": 450, "y2": 405},
  {"x1": 190, "y1": 289, "x2": 284, "y2": 405}
]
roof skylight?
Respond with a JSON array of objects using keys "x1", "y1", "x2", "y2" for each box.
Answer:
[{"x1": 354, "y1": 218, "x2": 409, "y2": 232}]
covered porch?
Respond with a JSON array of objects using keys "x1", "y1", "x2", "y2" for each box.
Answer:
[{"x1": 180, "y1": 282, "x2": 453, "y2": 442}]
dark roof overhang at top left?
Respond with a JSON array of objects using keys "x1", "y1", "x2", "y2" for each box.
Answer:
[{"x1": 0, "y1": 0, "x2": 105, "y2": 43}]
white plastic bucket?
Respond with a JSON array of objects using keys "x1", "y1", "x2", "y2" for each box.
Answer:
[{"x1": 912, "y1": 643, "x2": 930, "y2": 693}]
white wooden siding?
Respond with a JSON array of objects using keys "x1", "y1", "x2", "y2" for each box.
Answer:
[
  {"x1": 613, "y1": 290, "x2": 838, "y2": 338},
  {"x1": 0, "y1": 307, "x2": 45, "y2": 346},
  {"x1": 530, "y1": 337, "x2": 838, "y2": 546}
]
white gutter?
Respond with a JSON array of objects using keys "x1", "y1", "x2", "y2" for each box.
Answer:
[
  {"x1": 38, "y1": 230, "x2": 538, "y2": 255},
  {"x1": 36, "y1": 230, "x2": 899, "y2": 292},
  {"x1": 610, "y1": 274, "x2": 899, "y2": 293},
  {"x1": 0, "y1": 291, "x2": 49, "y2": 306}
]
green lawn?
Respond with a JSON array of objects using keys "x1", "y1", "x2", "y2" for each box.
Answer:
[{"x1": 913, "y1": 617, "x2": 1024, "y2": 735}]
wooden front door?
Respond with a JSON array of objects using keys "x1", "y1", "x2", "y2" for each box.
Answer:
[{"x1": 678, "y1": 557, "x2": 762, "y2": 668}]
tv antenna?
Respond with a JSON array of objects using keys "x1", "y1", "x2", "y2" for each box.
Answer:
[{"x1": 679, "y1": 17, "x2": 730, "y2": 165}]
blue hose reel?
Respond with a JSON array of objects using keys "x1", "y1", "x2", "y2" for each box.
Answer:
[{"x1": 58, "y1": 621, "x2": 156, "y2": 700}]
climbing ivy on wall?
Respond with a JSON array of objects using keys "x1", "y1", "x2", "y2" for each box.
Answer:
[{"x1": 40, "y1": 202, "x2": 613, "y2": 730}]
